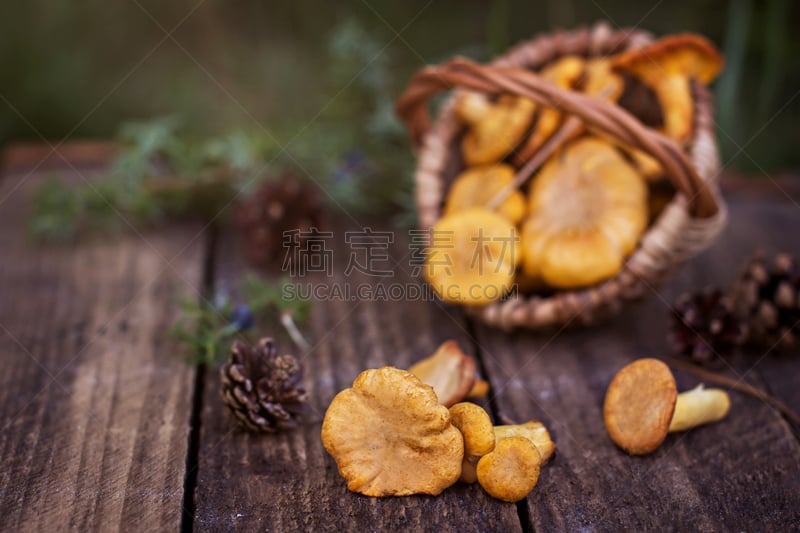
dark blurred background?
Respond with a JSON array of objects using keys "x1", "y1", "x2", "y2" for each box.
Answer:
[{"x1": 1, "y1": 0, "x2": 798, "y2": 173}]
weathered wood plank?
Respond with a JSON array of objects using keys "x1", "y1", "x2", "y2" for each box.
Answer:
[
  {"x1": 1, "y1": 141, "x2": 118, "y2": 174},
  {"x1": 0, "y1": 162, "x2": 203, "y2": 531},
  {"x1": 472, "y1": 191, "x2": 800, "y2": 530},
  {"x1": 718, "y1": 197, "x2": 800, "y2": 432},
  {"x1": 193, "y1": 229, "x2": 523, "y2": 532}
]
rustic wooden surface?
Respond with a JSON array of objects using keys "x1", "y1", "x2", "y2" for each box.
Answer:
[
  {"x1": 192, "y1": 232, "x2": 522, "y2": 532},
  {"x1": 0, "y1": 155, "x2": 205, "y2": 531},
  {"x1": 0, "y1": 148, "x2": 799, "y2": 532}
]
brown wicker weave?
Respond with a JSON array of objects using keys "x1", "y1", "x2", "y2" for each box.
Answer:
[{"x1": 396, "y1": 23, "x2": 726, "y2": 330}]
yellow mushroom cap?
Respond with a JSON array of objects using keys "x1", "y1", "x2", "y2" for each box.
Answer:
[
  {"x1": 612, "y1": 34, "x2": 723, "y2": 142},
  {"x1": 457, "y1": 93, "x2": 536, "y2": 166},
  {"x1": 477, "y1": 436, "x2": 542, "y2": 502},
  {"x1": 408, "y1": 340, "x2": 477, "y2": 408},
  {"x1": 522, "y1": 137, "x2": 648, "y2": 288},
  {"x1": 444, "y1": 164, "x2": 526, "y2": 225},
  {"x1": 603, "y1": 358, "x2": 678, "y2": 455},
  {"x1": 449, "y1": 402, "x2": 496, "y2": 484},
  {"x1": 424, "y1": 208, "x2": 520, "y2": 305},
  {"x1": 321, "y1": 367, "x2": 464, "y2": 496},
  {"x1": 449, "y1": 402, "x2": 496, "y2": 458}
]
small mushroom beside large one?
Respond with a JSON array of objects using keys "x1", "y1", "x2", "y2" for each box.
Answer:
[
  {"x1": 448, "y1": 402, "x2": 496, "y2": 483},
  {"x1": 476, "y1": 436, "x2": 542, "y2": 502},
  {"x1": 603, "y1": 358, "x2": 731, "y2": 455}
]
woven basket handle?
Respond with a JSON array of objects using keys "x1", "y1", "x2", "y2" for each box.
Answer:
[{"x1": 396, "y1": 57, "x2": 720, "y2": 219}]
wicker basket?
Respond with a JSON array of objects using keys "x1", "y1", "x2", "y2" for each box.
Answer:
[{"x1": 396, "y1": 23, "x2": 726, "y2": 330}]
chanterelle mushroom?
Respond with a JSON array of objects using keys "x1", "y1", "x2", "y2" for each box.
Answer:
[
  {"x1": 408, "y1": 340, "x2": 476, "y2": 407},
  {"x1": 477, "y1": 436, "x2": 542, "y2": 502},
  {"x1": 603, "y1": 358, "x2": 731, "y2": 455},
  {"x1": 444, "y1": 164, "x2": 527, "y2": 225},
  {"x1": 321, "y1": 367, "x2": 464, "y2": 496},
  {"x1": 521, "y1": 137, "x2": 648, "y2": 288},
  {"x1": 456, "y1": 92, "x2": 536, "y2": 166},
  {"x1": 493, "y1": 419, "x2": 555, "y2": 463},
  {"x1": 424, "y1": 208, "x2": 520, "y2": 305},
  {"x1": 612, "y1": 34, "x2": 723, "y2": 143},
  {"x1": 448, "y1": 402, "x2": 495, "y2": 483}
]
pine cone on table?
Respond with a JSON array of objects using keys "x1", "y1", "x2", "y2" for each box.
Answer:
[
  {"x1": 235, "y1": 173, "x2": 325, "y2": 267},
  {"x1": 670, "y1": 288, "x2": 746, "y2": 365},
  {"x1": 731, "y1": 252, "x2": 800, "y2": 351},
  {"x1": 221, "y1": 337, "x2": 308, "y2": 433}
]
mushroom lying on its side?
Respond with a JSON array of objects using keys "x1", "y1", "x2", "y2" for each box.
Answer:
[
  {"x1": 603, "y1": 358, "x2": 730, "y2": 455},
  {"x1": 493, "y1": 419, "x2": 556, "y2": 463},
  {"x1": 612, "y1": 34, "x2": 723, "y2": 143},
  {"x1": 408, "y1": 340, "x2": 477, "y2": 407},
  {"x1": 456, "y1": 92, "x2": 536, "y2": 166}
]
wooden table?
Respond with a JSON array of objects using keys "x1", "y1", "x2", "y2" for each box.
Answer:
[{"x1": 1, "y1": 145, "x2": 798, "y2": 532}]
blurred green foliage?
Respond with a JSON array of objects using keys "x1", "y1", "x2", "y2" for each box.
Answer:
[
  {"x1": 2, "y1": 0, "x2": 799, "y2": 179},
  {"x1": 172, "y1": 273, "x2": 310, "y2": 365},
  {"x1": 29, "y1": 118, "x2": 277, "y2": 240},
  {"x1": 28, "y1": 18, "x2": 419, "y2": 239}
]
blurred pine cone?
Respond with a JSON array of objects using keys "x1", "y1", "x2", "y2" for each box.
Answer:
[
  {"x1": 670, "y1": 288, "x2": 746, "y2": 365},
  {"x1": 221, "y1": 337, "x2": 308, "y2": 433},
  {"x1": 236, "y1": 173, "x2": 325, "y2": 267},
  {"x1": 732, "y1": 252, "x2": 800, "y2": 351}
]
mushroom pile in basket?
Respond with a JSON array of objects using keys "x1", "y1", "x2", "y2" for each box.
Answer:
[{"x1": 396, "y1": 24, "x2": 727, "y2": 330}]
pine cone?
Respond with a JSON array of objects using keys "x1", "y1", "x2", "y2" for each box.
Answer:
[
  {"x1": 235, "y1": 173, "x2": 325, "y2": 267},
  {"x1": 670, "y1": 288, "x2": 746, "y2": 365},
  {"x1": 732, "y1": 252, "x2": 800, "y2": 351},
  {"x1": 221, "y1": 337, "x2": 308, "y2": 433}
]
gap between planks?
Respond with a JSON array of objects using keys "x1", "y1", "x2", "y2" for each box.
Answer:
[
  {"x1": 180, "y1": 224, "x2": 220, "y2": 533},
  {"x1": 463, "y1": 316, "x2": 536, "y2": 533}
]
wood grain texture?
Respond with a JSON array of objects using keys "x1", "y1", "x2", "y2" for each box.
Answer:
[
  {"x1": 0, "y1": 163, "x2": 203, "y2": 531},
  {"x1": 719, "y1": 196, "x2": 800, "y2": 434},
  {"x1": 193, "y1": 231, "x2": 523, "y2": 532},
  {"x1": 473, "y1": 190, "x2": 800, "y2": 531}
]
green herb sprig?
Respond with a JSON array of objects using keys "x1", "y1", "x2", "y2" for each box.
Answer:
[{"x1": 171, "y1": 274, "x2": 311, "y2": 366}]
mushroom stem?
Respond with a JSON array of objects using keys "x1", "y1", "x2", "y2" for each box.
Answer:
[
  {"x1": 668, "y1": 384, "x2": 730, "y2": 433},
  {"x1": 654, "y1": 76, "x2": 693, "y2": 142}
]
